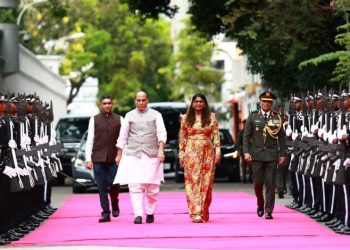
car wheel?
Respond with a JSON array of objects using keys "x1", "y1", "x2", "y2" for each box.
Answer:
[{"x1": 72, "y1": 185, "x2": 86, "y2": 194}]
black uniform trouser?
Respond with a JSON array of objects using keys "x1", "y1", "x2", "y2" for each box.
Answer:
[
  {"x1": 324, "y1": 182, "x2": 333, "y2": 214},
  {"x1": 252, "y1": 160, "x2": 277, "y2": 214},
  {"x1": 290, "y1": 171, "x2": 299, "y2": 203},
  {"x1": 0, "y1": 175, "x2": 12, "y2": 234},
  {"x1": 297, "y1": 172, "x2": 305, "y2": 205},
  {"x1": 334, "y1": 184, "x2": 343, "y2": 221},
  {"x1": 314, "y1": 176, "x2": 323, "y2": 212}
]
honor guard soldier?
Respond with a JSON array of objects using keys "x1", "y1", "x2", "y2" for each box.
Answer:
[{"x1": 243, "y1": 91, "x2": 286, "y2": 220}]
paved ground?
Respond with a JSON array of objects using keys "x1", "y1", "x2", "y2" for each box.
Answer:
[{"x1": 51, "y1": 177, "x2": 293, "y2": 208}]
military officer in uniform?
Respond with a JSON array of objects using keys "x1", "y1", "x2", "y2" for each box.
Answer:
[{"x1": 243, "y1": 91, "x2": 286, "y2": 219}]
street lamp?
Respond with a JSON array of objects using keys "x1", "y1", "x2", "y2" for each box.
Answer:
[{"x1": 17, "y1": 0, "x2": 48, "y2": 26}]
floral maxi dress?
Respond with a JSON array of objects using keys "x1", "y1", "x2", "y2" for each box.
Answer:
[{"x1": 178, "y1": 113, "x2": 221, "y2": 222}]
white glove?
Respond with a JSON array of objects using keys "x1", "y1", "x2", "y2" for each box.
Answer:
[
  {"x1": 337, "y1": 125, "x2": 347, "y2": 140},
  {"x1": 301, "y1": 126, "x2": 308, "y2": 138},
  {"x1": 292, "y1": 132, "x2": 299, "y2": 141},
  {"x1": 23, "y1": 168, "x2": 29, "y2": 176},
  {"x1": 317, "y1": 128, "x2": 323, "y2": 138},
  {"x1": 322, "y1": 131, "x2": 329, "y2": 142},
  {"x1": 25, "y1": 136, "x2": 31, "y2": 145},
  {"x1": 328, "y1": 133, "x2": 337, "y2": 144},
  {"x1": 43, "y1": 135, "x2": 49, "y2": 144},
  {"x1": 8, "y1": 139, "x2": 17, "y2": 149},
  {"x1": 285, "y1": 125, "x2": 292, "y2": 137},
  {"x1": 2, "y1": 166, "x2": 17, "y2": 178},
  {"x1": 311, "y1": 122, "x2": 319, "y2": 133},
  {"x1": 321, "y1": 155, "x2": 328, "y2": 161},
  {"x1": 15, "y1": 166, "x2": 24, "y2": 176},
  {"x1": 344, "y1": 158, "x2": 350, "y2": 168},
  {"x1": 34, "y1": 135, "x2": 40, "y2": 144}
]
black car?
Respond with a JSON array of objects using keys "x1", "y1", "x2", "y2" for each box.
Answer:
[
  {"x1": 174, "y1": 128, "x2": 240, "y2": 182},
  {"x1": 71, "y1": 131, "x2": 97, "y2": 193},
  {"x1": 55, "y1": 114, "x2": 90, "y2": 185},
  {"x1": 148, "y1": 102, "x2": 187, "y2": 175}
]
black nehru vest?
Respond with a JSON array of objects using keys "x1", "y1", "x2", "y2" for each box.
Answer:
[{"x1": 92, "y1": 112, "x2": 121, "y2": 163}]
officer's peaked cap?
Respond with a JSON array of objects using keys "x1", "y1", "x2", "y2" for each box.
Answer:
[{"x1": 259, "y1": 91, "x2": 276, "y2": 102}]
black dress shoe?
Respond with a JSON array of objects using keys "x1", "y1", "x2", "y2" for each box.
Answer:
[
  {"x1": 333, "y1": 224, "x2": 345, "y2": 232},
  {"x1": 300, "y1": 207, "x2": 312, "y2": 214},
  {"x1": 335, "y1": 225, "x2": 350, "y2": 234},
  {"x1": 98, "y1": 216, "x2": 111, "y2": 223},
  {"x1": 265, "y1": 213, "x2": 273, "y2": 220},
  {"x1": 306, "y1": 208, "x2": 317, "y2": 216},
  {"x1": 47, "y1": 204, "x2": 57, "y2": 211},
  {"x1": 329, "y1": 220, "x2": 342, "y2": 229},
  {"x1": 316, "y1": 214, "x2": 333, "y2": 223},
  {"x1": 296, "y1": 204, "x2": 307, "y2": 212},
  {"x1": 310, "y1": 211, "x2": 324, "y2": 219},
  {"x1": 325, "y1": 218, "x2": 338, "y2": 226},
  {"x1": 0, "y1": 237, "x2": 11, "y2": 245},
  {"x1": 14, "y1": 228, "x2": 29, "y2": 234},
  {"x1": 257, "y1": 206, "x2": 264, "y2": 217},
  {"x1": 134, "y1": 216, "x2": 142, "y2": 224},
  {"x1": 278, "y1": 192, "x2": 284, "y2": 199},
  {"x1": 285, "y1": 202, "x2": 295, "y2": 209},
  {"x1": 112, "y1": 208, "x2": 120, "y2": 217},
  {"x1": 146, "y1": 214, "x2": 154, "y2": 223}
]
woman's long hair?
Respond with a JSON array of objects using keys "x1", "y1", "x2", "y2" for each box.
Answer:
[{"x1": 185, "y1": 93, "x2": 211, "y2": 128}]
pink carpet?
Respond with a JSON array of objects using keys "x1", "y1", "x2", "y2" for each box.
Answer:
[{"x1": 11, "y1": 192, "x2": 350, "y2": 249}]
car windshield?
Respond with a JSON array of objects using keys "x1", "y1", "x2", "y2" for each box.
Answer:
[
  {"x1": 219, "y1": 129, "x2": 234, "y2": 145},
  {"x1": 56, "y1": 117, "x2": 90, "y2": 142},
  {"x1": 79, "y1": 132, "x2": 88, "y2": 151},
  {"x1": 150, "y1": 106, "x2": 187, "y2": 142}
]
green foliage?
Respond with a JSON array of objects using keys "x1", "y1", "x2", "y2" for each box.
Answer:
[
  {"x1": 21, "y1": 0, "x2": 174, "y2": 111},
  {"x1": 299, "y1": 20, "x2": 350, "y2": 86},
  {"x1": 121, "y1": 0, "x2": 178, "y2": 19},
  {"x1": 169, "y1": 19, "x2": 224, "y2": 101},
  {"x1": 120, "y1": 0, "x2": 347, "y2": 97},
  {"x1": 215, "y1": 0, "x2": 344, "y2": 96},
  {"x1": 0, "y1": 9, "x2": 17, "y2": 23}
]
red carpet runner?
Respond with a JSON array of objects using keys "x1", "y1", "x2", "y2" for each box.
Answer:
[{"x1": 11, "y1": 192, "x2": 350, "y2": 249}]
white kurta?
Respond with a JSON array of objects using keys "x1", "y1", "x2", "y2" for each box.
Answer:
[
  {"x1": 113, "y1": 108, "x2": 167, "y2": 185},
  {"x1": 114, "y1": 153, "x2": 164, "y2": 185}
]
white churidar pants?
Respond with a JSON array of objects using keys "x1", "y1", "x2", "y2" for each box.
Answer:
[{"x1": 128, "y1": 183, "x2": 160, "y2": 217}]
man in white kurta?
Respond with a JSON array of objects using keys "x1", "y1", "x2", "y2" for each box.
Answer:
[{"x1": 114, "y1": 91, "x2": 166, "y2": 224}]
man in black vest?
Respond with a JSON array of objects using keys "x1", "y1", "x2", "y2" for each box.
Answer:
[{"x1": 85, "y1": 95, "x2": 122, "y2": 223}]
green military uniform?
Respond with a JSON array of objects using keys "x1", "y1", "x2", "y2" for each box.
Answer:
[{"x1": 243, "y1": 91, "x2": 286, "y2": 218}]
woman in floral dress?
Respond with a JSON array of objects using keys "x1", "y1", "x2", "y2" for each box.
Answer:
[{"x1": 179, "y1": 93, "x2": 221, "y2": 223}]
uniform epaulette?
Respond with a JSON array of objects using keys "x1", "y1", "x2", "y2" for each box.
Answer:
[
  {"x1": 270, "y1": 110, "x2": 282, "y2": 116},
  {"x1": 250, "y1": 110, "x2": 259, "y2": 114}
]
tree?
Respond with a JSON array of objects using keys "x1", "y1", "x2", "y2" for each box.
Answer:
[
  {"x1": 299, "y1": 0, "x2": 350, "y2": 86},
  {"x1": 123, "y1": 0, "x2": 345, "y2": 97},
  {"x1": 168, "y1": 19, "x2": 224, "y2": 102},
  {"x1": 214, "y1": 1, "x2": 344, "y2": 96},
  {"x1": 21, "y1": 0, "x2": 174, "y2": 111},
  {"x1": 122, "y1": 0, "x2": 178, "y2": 19}
]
